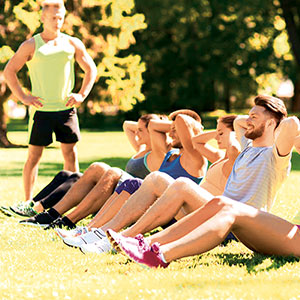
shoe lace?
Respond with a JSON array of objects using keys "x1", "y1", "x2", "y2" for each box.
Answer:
[
  {"x1": 76, "y1": 227, "x2": 87, "y2": 236},
  {"x1": 47, "y1": 218, "x2": 64, "y2": 229},
  {"x1": 136, "y1": 234, "x2": 150, "y2": 251},
  {"x1": 23, "y1": 206, "x2": 35, "y2": 214},
  {"x1": 151, "y1": 242, "x2": 161, "y2": 254}
]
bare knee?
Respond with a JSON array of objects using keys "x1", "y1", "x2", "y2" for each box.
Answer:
[
  {"x1": 144, "y1": 171, "x2": 174, "y2": 196},
  {"x1": 209, "y1": 196, "x2": 237, "y2": 227},
  {"x1": 84, "y1": 162, "x2": 110, "y2": 182},
  {"x1": 172, "y1": 177, "x2": 195, "y2": 191},
  {"x1": 105, "y1": 167, "x2": 123, "y2": 182}
]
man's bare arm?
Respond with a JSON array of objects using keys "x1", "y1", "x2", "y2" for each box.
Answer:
[
  {"x1": 275, "y1": 116, "x2": 300, "y2": 156},
  {"x1": 4, "y1": 39, "x2": 43, "y2": 108},
  {"x1": 66, "y1": 37, "x2": 97, "y2": 107},
  {"x1": 233, "y1": 115, "x2": 248, "y2": 144}
]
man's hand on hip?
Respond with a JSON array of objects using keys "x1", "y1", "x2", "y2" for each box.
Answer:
[{"x1": 65, "y1": 93, "x2": 84, "y2": 107}]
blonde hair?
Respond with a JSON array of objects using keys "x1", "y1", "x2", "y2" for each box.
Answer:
[{"x1": 42, "y1": 0, "x2": 66, "y2": 13}]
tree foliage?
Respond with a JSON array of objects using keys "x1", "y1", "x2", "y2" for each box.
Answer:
[{"x1": 129, "y1": 0, "x2": 298, "y2": 115}]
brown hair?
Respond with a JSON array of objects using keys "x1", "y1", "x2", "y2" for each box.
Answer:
[
  {"x1": 254, "y1": 95, "x2": 287, "y2": 128},
  {"x1": 139, "y1": 114, "x2": 167, "y2": 128},
  {"x1": 169, "y1": 109, "x2": 202, "y2": 123},
  {"x1": 218, "y1": 115, "x2": 237, "y2": 131}
]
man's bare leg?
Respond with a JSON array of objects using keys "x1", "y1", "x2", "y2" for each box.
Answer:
[
  {"x1": 101, "y1": 171, "x2": 175, "y2": 232},
  {"x1": 147, "y1": 197, "x2": 300, "y2": 263},
  {"x1": 121, "y1": 177, "x2": 214, "y2": 237},
  {"x1": 66, "y1": 168, "x2": 122, "y2": 223},
  {"x1": 88, "y1": 190, "x2": 131, "y2": 229},
  {"x1": 52, "y1": 162, "x2": 110, "y2": 215},
  {"x1": 23, "y1": 145, "x2": 44, "y2": 201},
  {"x1": 61, "y1": 142, "x2": 79, "y2": 172}
]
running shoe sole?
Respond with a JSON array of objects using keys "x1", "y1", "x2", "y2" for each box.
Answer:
[
  {"x1": 1, "y1": 207, "x2": 30, "y2": 218},
  {"x1": 63, "y1": 239, "x2": 80, "y2": 248},
  {"x1": 0, "y1": 206, "x2": 14, "y2": 217},
  {"x1": 19, "y1": 221, "x2": 49, "y2": 227},
  {"x1": 106, "y1": 230, "x2": 124, "y2": 254}
]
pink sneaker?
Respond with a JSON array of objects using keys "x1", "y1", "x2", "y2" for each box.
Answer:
[
  {"x1": 107, "y1": 229, "x2": 169, "y2": 268},
  {"x1": 106, "y1": 229, "x2": 146, "y2": 254}
]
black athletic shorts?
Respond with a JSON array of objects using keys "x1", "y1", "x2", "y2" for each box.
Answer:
[{"x1": 29, "y1": 108, "x2": 80, "y2": 146}]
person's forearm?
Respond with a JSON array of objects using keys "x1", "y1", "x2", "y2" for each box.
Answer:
[
  {"x1": 275, "y1": 117, "x2": 300, "y2": 156},
  {"x1": 77, "y1": 67, "x2": 97, "y2": 100},
  {"x1": 148, "y1": 119, "x2": 172, "y2": 133},
  {"x1": 233, "y1": 115, "x2": 248, "y2": 131},
  {"x1": 4, "y1": 70, "x2": 28, "y2": 103},
  {"x1": 123, "y1": 121, "x2": 137, "y2": 132},
  {"x1": 193, "y1": 130, "x2": 217, "y2": 145}
]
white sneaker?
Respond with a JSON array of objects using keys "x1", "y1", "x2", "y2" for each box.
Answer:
[
  {"x1": 56, "y1": 226, "x2": 89, "y2": 239},
  {"x1": 63, "y1": 228, "x2": 106, "y2": 248},
  {"x1": 80, "y1": 236, "x2": 112, "y2": 254}
]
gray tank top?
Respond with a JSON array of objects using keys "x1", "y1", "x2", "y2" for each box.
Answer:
[{"x1": 125, "y1": 152, "x2": 151, "y2": 179}]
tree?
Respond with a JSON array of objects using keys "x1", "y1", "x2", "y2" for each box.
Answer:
[
  {"x1": 0, "y1": 0, "x2": 146, "y2": 147},
  {"x1": 129, "y1": 0, "x2": 298, "y2": 115},
  {"x1": 280, "y1": 0, "x2": 300, "y2": 111}
]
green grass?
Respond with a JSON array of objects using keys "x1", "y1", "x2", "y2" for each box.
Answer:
[{"x1": 1, "y1": 131, "x2": 300, "y2": 299}]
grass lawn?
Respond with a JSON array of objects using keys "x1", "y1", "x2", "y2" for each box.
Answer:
[{"x1": 1, "y1": 130, "x2": 300, "y2": 300}]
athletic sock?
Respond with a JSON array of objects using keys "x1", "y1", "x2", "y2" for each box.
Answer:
[
  {"x1": 61, "y1": 216, "x2": 76, "y2": 229},
  {"x1": 160, "y1": 252, "x2": 167, "y2": 264},
  {"x1": 48, "y1": 208, "x2": 61, "y2": 219}
]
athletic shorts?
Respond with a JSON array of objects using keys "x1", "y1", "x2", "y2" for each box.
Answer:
[
  {"x1": 115, "y1": 177, "x2": 143, "y2": 195},
  {"x1": 114, "y1": 171, "x2": 135, "y2": 192},
  {"x1": 29, "y1": 108, "x2": 80, "y2": 146}
]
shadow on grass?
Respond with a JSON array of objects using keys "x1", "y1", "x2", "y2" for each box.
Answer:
[
  {"x1": 0, "y1": 157, "x2": 130, "y2": 177},
  {"x1": 191, "y1": 253, "x2": 299, "y2": 274}
]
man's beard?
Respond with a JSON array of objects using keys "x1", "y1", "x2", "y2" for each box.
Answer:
[{"x1": 245, "y1": 122, "x2": 265, "y2": 140}]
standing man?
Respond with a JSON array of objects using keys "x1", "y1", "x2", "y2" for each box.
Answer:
[{"x1": 4, "y1": 0, "x2": 97, "y2": 212}]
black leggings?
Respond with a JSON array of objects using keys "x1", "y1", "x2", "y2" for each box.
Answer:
[{"x1": 33, "y1": 170, "x2": 82, "y2": 209}]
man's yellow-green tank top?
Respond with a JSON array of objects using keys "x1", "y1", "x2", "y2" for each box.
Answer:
[{"x1": 26, "y1": 33, "x2": 75, "y2": 111}]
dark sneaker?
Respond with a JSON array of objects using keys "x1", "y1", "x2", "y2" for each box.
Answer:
[
  {"x1": 9, "y1": 201, "x2": 37, "y2": 218},
  {"x1": 19, "y1": 211, "x2": 57, "y2": 227},
  {"x1": 44, "y1": 217, "x2": 76, "y2": 230}
]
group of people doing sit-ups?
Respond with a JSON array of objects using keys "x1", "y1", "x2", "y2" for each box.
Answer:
[
  {"x1": 3, "y1": 94, "x2": 300, "y2": 268},
  {"x1": 2, "y1": 0, "x2": 300, "y2": 269}
]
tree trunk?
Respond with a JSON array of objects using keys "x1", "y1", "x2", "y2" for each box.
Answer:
[
  {"x1": 224, "y1": 81, "x2": 231, "y2": 112},
  {"x1": 292, "y1": 78, "x2": 300, "y2": 111},
  {"x1": 0, "y1": 80, "x2": 24, "y2": 148},
  {"x1": 0, "y1": 96, "x2": 13, "y2": 148},
  {"x1": 0, "y1": 77, "x2": 14, "y2": 147},
  {"x1": 280, "y1": 0, "x2": 300, "y2": 111}
]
